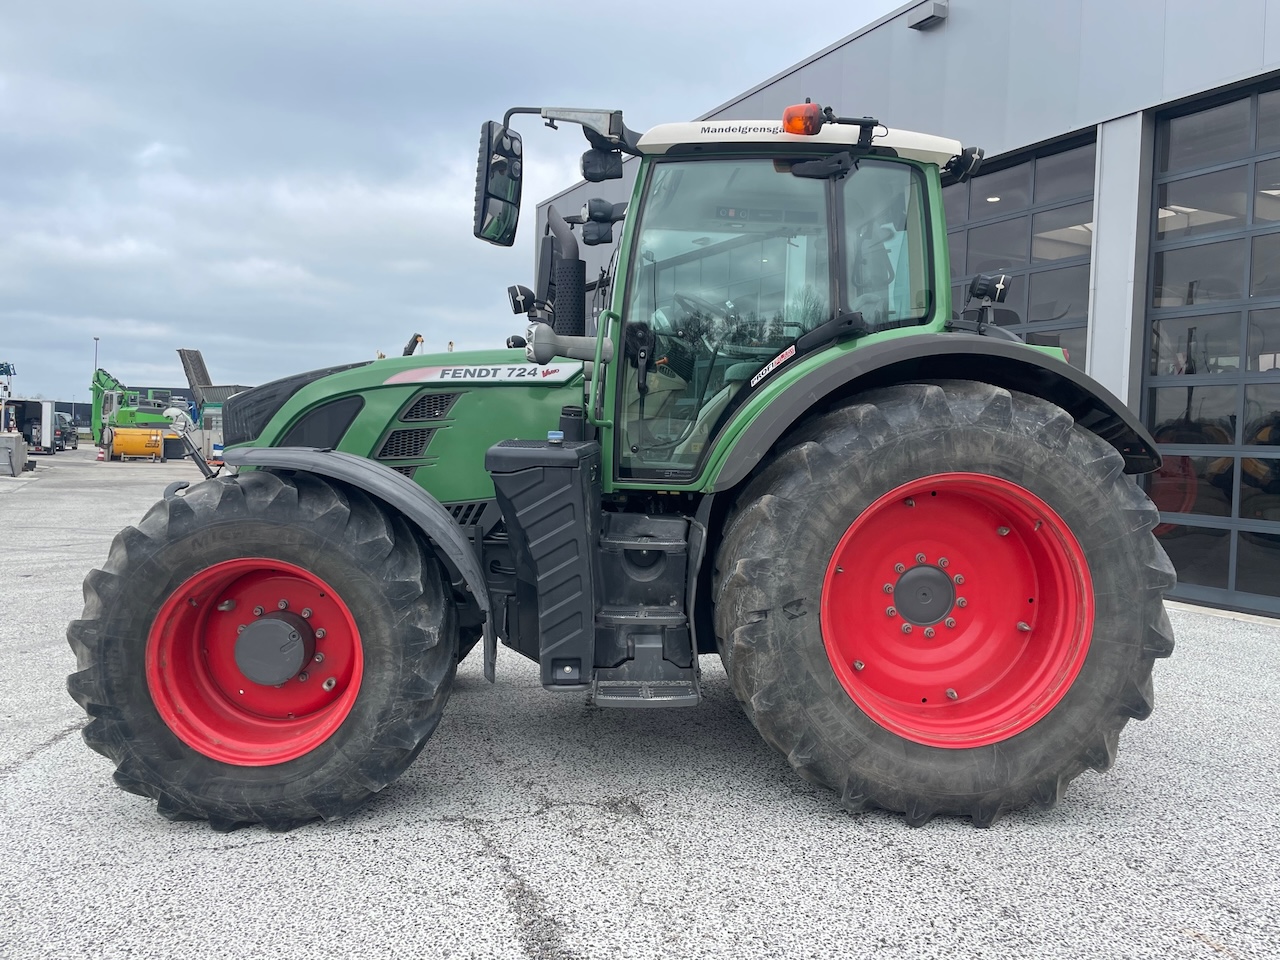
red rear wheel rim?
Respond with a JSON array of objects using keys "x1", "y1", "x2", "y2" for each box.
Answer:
[
  {"x1": 821, "y1": 473, "x2": 1093, "y2": 748},
  {"x1": 146, "y1": 558, "x2": 364, "y2": 765}
]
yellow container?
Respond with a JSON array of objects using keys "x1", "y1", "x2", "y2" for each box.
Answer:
[{"x1": 106, "y1": 426, "x2": 165, "y2": 460}]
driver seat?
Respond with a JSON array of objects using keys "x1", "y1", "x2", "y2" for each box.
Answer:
[{"x1": 672, "y1": 362, "x2": 756, "y2": 459}]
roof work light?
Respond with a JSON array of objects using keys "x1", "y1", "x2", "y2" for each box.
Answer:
[{"x1": 782, "y1": 101, "x2": 824, "y2": 136}]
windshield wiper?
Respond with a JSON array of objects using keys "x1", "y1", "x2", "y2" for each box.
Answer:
[{"x1": 796, "y1": 311, "x2": 868, "y2": 352}]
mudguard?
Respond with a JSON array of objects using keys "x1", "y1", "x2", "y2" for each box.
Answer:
[
  {"x1": 709, "y1": 333, "x2": 1161, "y2": 492},
  {"x1": 222, "y1": 446, "x2": 496, "y2": 681}
]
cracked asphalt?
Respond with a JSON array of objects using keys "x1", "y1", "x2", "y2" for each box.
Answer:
[{"x1": 2, "y1": 448, "x2": 1278, "y2": 959}]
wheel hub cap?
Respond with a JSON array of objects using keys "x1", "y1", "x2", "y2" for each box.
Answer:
[
  {"x1": 234, "y1": 612, "x2": 315, "y2": 686},
  {"x1": 893, "y1": 564, "x2": 955, "y2": 625}
]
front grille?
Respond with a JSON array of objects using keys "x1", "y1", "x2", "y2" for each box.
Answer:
[
  {"x1": 378, "y1": 428, "x2": 434, "y2": 459},
  {"x1": 402, "y1": 392, "x2": 459, "y2": 421}
]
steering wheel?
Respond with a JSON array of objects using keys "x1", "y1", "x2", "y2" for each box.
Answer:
[
  {"x1": 671, "y1": 291, "x2": 780, "y2": 360},
  {"x1": 672, "y1": 292, "x2": 732, "y2": 333}
]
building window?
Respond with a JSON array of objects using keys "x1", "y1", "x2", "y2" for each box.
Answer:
[
  {"x1": 943, "y1": 140, "x2": 1096, "y2": 370},
  {"x1": 1144, "y1": 88, "x2": 1280, "y2": 613}
]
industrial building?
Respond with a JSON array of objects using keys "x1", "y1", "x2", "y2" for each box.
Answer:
[{"x1": 540, "y1": 0, "x2": 1280, "y2": 614}]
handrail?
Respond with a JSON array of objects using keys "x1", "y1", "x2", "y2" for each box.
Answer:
[{"x1": 587, "y1": 310, "x2": 619, "y2": 428}]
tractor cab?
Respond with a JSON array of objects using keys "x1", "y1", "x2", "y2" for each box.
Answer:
[{"x1": 474, "y1": 103, "x2": 982, "y2": 484}]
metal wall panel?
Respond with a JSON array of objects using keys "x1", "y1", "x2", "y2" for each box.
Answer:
[
  {"x1": 1265, "y1": 0, "x2": 1280, "y2": 65},
  {"x1": 1086, "y1": 112, "x2": 1153, "y2": 405},
  {"x1": 1076, "y1": 0, "x2": 1165, "y2": 125},
  {"x1": 1005, "y1": 0, "x2": 1082, "y2": 148},
  {"x1": 1163, "y1": 0, "x2": 1266, "y2": 101}
]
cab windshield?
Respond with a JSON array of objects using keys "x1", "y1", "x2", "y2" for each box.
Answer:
[{"x1": 617, "y1": 155, "x2": 931, "y2": 478}]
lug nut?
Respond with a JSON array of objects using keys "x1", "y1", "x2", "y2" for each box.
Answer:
[
  {"x1": 894, "y1": 563, "x2": 906, "y2": 574},
  {"x1": 188, "y1": 598, "x2": 198, "y2": 608},
  {"x1": 901, "y1": 623, "x2": 912, "y2": 634},
  {"x1": 883, "y1": 583, "x2": 894, "y2": 594},
  {"x1": 946, "y1": 688, "x2": 958, "y2": 700},
  {"x1": 217, "y1": 599, "x2": 236, "y2": 612},
  {"x1": 1017, "y1": 621, "x2": 1031, "y2": 633},
  {"x1": 252, "y1": 605, "x2": 264, "y2": 617},
  {"x1": 886, "y1": 607, "x2": 897, "y2": 617},
  {"x1": 236, "y1": 624, "x2": 246, "y2": 635},
  {"x1": 957, "y1": 598, "x2": 967, "y2": 608},
  {"x1": 836, "y1": 566, "x2": 844, "y2": 573},
  {"x1": 301, "y1": 607, "x2": 313, "y2": 619},
  {"x1": 853, "y1": 660, "x2": 865, "y2": 671},
  {"x1": 954, "y1": 574, "x2": 965, "y2": 585},
  {"x1": 315, "y1": 628, "x2": 326, "y2": 640},
  {"x1": 915, "y1": 553, "x2": 926, "y2": 564},
  {"x1": 905, "y1": 498, "x2": 915, "y2": 507},
  {"x1": 997, "y1": 526, "x2": 1010, "y2": 537},
  {"x1": 924, "y1": 627, "x2": 935, "y2": 639},
  {"x1": 938, "y1": 558, "x2": 949, "y2": 568},
  {"x1": 313, "y1": 652, "x2": 325, "y2": 663},
  {"x1": 298, "y1": 672, "x2": 309, "y2": 682},
  {"x1": 277, "y1": 599, "x2": 289, "y2": 610},
  {"x1": 945, "y1": 617, "x2": 957, "y2": 628},
  {"x1": 322, "y1": 677, "x2": 337, "y2": 691}
]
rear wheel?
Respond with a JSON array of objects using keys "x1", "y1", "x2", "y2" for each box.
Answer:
[
  {"x1": 67, "y1": 471, "x2": 456, "y2": 830},
  {"x1": 714, "y1": 381, "x2": 1176, "y2": 826}
]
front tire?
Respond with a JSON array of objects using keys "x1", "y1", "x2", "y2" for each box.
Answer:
[
  {"x1": 67, "y1": 471, "x2": 457, "y2": 830},
  {"x1": 714, "y1": 381, "x2": 1176, "y2": 827}
]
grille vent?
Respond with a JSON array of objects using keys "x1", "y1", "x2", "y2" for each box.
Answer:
[
  {"x1": 447, "y1": 500, "x2": 503, "y2": 534},
  {"x1": 449, "y1": 501, "x2": 487, "y2": 525},
  {"x1": 391, "y1": 465, "x2": 416, "y2": 478},
  {"x1": 378, "y1": 428, "x2": 434, "y2": 459},
  {"x1": 403, "y1": 392, "x2": 459, "y2": 421}
]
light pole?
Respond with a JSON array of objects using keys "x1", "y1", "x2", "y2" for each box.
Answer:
[{"x1": 93, "y1": 336, "x2": 100, "y2": 372}]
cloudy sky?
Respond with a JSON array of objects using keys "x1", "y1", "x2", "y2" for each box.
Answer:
[{"x1": 0, "y1": 0, "x2": 903, "y2": 401}]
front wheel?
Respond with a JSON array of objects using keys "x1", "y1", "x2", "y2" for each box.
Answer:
[
  {"x1": 67, "y1": 471, "x2": 457, "y2": 830},
  {"x1": 714, "y1": 381, "x2": 1176, "y2": 826}
]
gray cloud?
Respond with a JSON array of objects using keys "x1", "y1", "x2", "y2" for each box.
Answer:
[{"x1": 0, "y1": 0, "x2": 900, "y2": 398}]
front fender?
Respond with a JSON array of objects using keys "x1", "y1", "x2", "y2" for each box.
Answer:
[
  {"x1": 222, "y1": 446, "x2": 496, "y2": 680},
  {"x1": 706, "y1": 333, "x2": 1161, "y2": 492}
]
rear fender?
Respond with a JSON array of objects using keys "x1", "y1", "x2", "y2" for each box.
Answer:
[
  {"x1": 222, "y1": 447, "x2": 496, "y2": 680},
  {"x1": 707, "y1": 333, "x2": 1161, "y2": 493}
]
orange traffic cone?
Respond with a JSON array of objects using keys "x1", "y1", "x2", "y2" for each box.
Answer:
[{"x1": 95, "y1": 447, "x2": 105, "y2": 462}]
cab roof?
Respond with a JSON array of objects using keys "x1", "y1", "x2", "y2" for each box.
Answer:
[{"x1": 637, "y1": 121, "x2": 962, "y2": 168}]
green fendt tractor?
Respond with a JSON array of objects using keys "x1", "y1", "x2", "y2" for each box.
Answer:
[{"x1": 67, "y1": 102, "x2": 1175, "y2": 830}]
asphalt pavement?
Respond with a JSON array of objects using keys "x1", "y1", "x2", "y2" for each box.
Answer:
[{"x1": 1, "y1": 447, "x2": 1276, "y2": 960}]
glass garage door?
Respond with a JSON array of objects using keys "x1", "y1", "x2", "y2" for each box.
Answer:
[
  {"x1": 1145, "y1": 89, "x2": 1280, "y2": 613},
  {"x1": 943, "y1": 139, "x2": 1096, "y2": 369}
]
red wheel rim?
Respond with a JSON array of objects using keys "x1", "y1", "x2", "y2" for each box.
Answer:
[
  {"x1": 821, "y1": 473, "x2": 1093, "y2": 748},
  {"x1": 146, "y1": 558, "x2": 364, "y2": 765}
]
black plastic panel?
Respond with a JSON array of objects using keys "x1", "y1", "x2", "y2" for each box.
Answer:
[
  {"x1": 486, "y1": 440, "x2": 601, "y2": 687},
  {"x1": 280, "y1": 396, "x2": 364, "y2": 448}
]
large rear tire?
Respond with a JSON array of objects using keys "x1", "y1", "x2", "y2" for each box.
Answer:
[
  {"x1": 713, "y1": 381, "x2": 1176, "y2": 827},
  {"x1": 67, "y1": 471, "x2": 456, "y2": 830}
]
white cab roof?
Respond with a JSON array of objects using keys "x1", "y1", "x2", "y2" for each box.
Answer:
[{"x1": 637, "y1": 120, "x2": 962, "y2": 167}]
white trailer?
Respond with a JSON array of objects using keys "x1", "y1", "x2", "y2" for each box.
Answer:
[{"x1": 2, "y1": 398, "x2": 57, "y2": 454}]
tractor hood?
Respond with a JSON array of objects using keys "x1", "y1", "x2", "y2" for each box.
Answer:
[{"x1": 224, "y1": 348, "x2": 588, "y2": 506}]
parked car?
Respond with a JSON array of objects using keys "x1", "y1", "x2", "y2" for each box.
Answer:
[{"x1": 55, "y1": 412, "x2": 78, "y2": 451}]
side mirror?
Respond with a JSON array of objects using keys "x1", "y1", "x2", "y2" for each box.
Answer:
[{"x1": 473, "y1": 121, "x2": 524, "y2": 246}]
